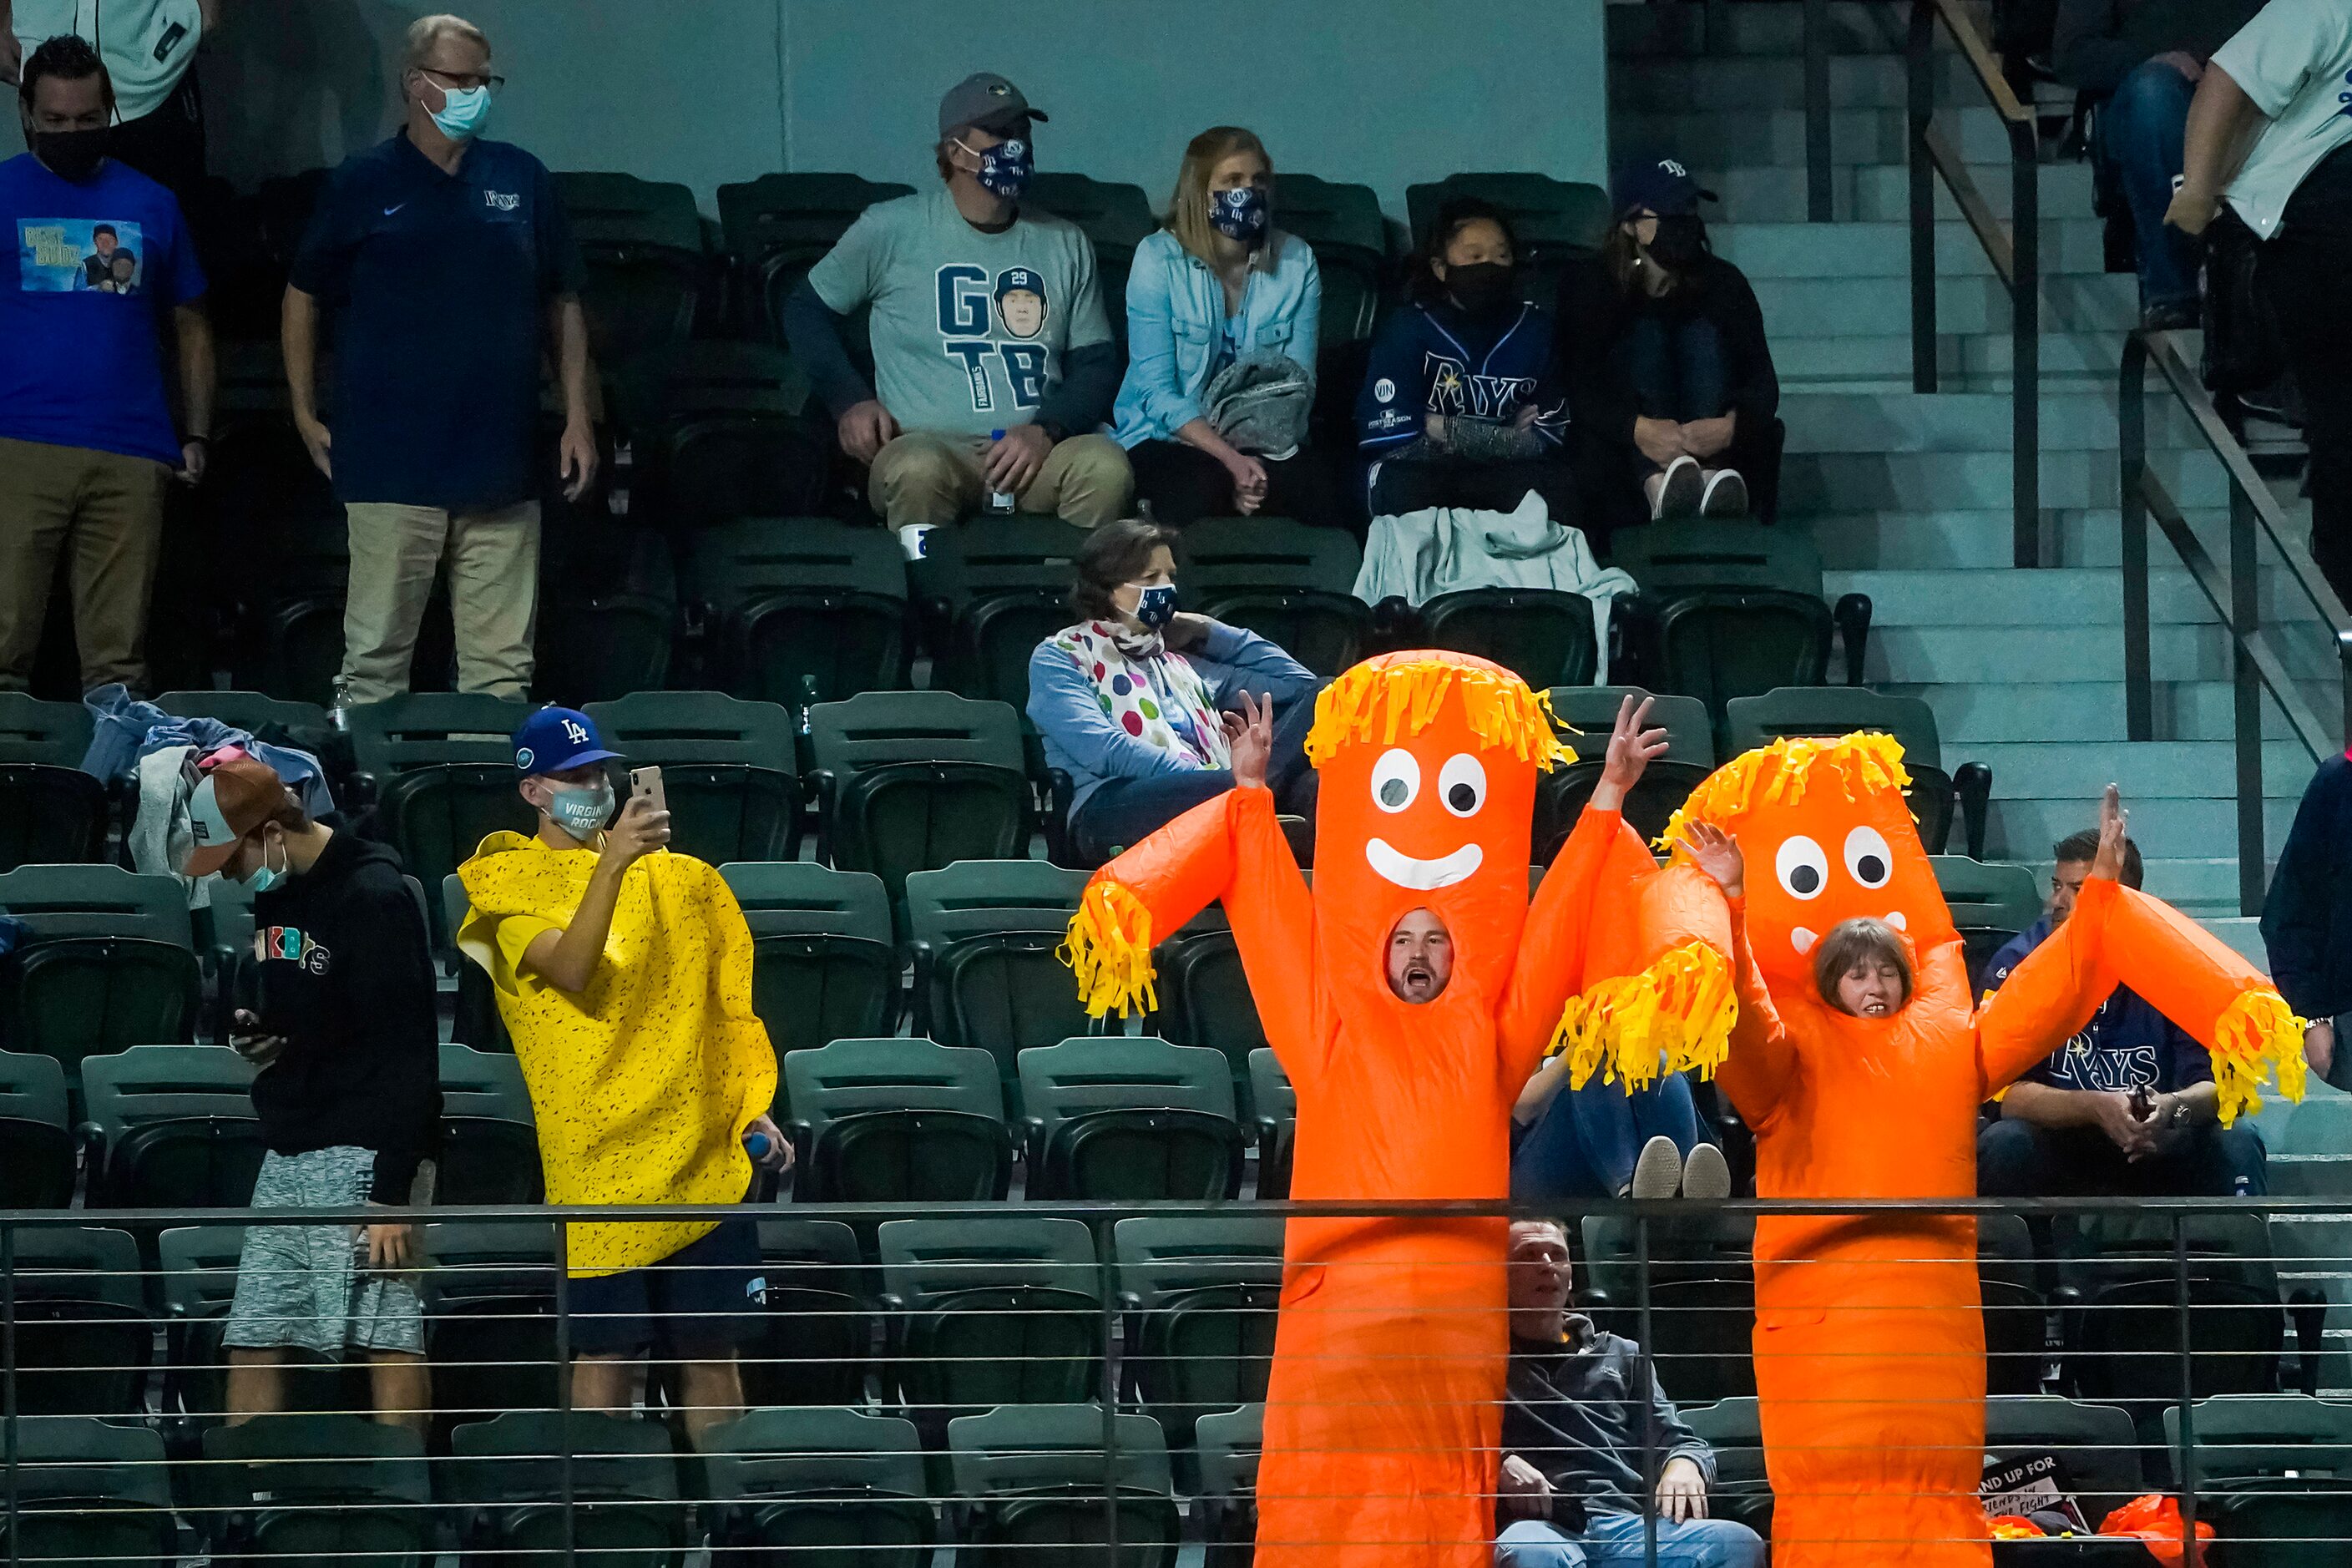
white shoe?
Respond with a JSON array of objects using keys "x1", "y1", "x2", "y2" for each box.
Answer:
[
  {"x1": 1652, "y1": 455, "x2": 1703, "y2": 520},
  {"x1": 1698, "y1": 468, "x2": 1750, "y2": 518},
  {"x1": 1631, "y1": 1135, "x2": 1685, "y2": 1200},
  {"x1": 1682, "y1": 1142, "x2": 1732, "y2": 1201}
]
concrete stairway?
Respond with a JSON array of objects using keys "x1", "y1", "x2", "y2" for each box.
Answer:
[{"x1": 1607, "y1": 0, "x2": 2329, "y2": 918}]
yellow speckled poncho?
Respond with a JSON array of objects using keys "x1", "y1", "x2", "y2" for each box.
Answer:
[{"x1": 456, "y1": 832, "x2": 777, "y2": 1277}]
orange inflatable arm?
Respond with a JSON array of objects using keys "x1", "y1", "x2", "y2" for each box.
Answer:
[
  {"x1": 1713, "y1": 893, "x2": 1803, "y2": 1130},
  {"x1": 1498, "y1": 805, "x2": 1633, "y2": 1087}
]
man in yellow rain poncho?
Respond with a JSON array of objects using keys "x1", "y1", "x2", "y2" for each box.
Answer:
[{"x1": 456, "y1": 706, "x2": 785, "y2": 1447}]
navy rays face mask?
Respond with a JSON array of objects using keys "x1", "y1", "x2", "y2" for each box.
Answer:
[
  {"x1": 1210, "y1": 185, "x2": 1269, "y2": 242},
  {"x1": 960, "y1": 135, "x2": 1033, "y2": 200}
]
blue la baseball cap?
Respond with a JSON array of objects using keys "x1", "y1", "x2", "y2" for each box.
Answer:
[
  {"x1": 513, "y1": 706, "x2": 621, "y2": 776},
  {"x1": 995, "y1": 266, "x2": 1044, "y2": 299},
  {"x1": 1614, "y1": 156, "x2": 1717, "y2": 219}
]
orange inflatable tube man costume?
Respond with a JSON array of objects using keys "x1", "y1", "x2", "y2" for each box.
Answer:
[
  {"x1": 1062, "y1": 653, "x2": 1732, "y2": 1568},
  {"x1": 1644, "y1": 734, "x2": 2304, "y2": 1568}
]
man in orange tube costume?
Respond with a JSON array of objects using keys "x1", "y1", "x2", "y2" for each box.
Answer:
[
  {"x1": 1636, "y1": 735, "x2": 2304, "y2": 1568},
  {"x1": 1062, "y1": 657, "x2": 1734, "y2": 1568}
]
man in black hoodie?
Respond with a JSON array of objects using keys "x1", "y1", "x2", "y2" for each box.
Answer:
[{"x1": 183, "y1": 752, "x2": 442, "y2": 1431}]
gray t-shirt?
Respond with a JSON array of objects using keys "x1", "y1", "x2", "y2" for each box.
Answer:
[
  {"x1": 807, "y1": 187, "x2": 1111, "y2": 437},
  {"x1": 2213, "y1": 0, "x2": 2352, "y2": 240}
]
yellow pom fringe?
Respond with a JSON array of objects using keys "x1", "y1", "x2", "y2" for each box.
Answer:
[
  {"x1": 2208, "y1": 986, "x2": 2309, "y2": 1126},
  {"x1": 1303, "y1": 655, "x2": 1576, "y2": 772},
  {"x1": 1059, "y1": 880, "x2": 1159, "y2": 1020},
  {"x1": 1549, "y1": 939, "x2": 1737, "y2": 1094},
  {"x1": 1654, "y1": 731, "x2": 1914, "y2": 852}
]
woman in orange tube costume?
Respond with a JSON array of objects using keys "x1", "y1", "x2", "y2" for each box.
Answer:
[
  {"x1": 1062, "y1": 657, "x2": 1734, "y2": 1568},
  {"x1": 1642, "y1": 736, "x2": 2304, "y2": 1568}
]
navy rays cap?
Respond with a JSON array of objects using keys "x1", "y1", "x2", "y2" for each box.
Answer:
[
  {"x1": 513, "y1": 706, "x2": 621, "y2": 776},
  {"x1": 1613, "y1": 156, "x2": 1718, "y2": 219}
]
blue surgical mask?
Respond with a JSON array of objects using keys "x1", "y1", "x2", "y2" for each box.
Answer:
[
  {"x1": 545, "y1": 778, "x2": 615, "y2": 839},
  {"x1": 241, "y1": 832, "x2": 288, "y2": 894},
  {"x1": 1209, "y1": 186, "x2": 1268, "y2": 243},
  {"x1": 1134, "y1": 584, "x2": 1179, "y2": 631},
  {"x1": 959, "y1": 135, "x2": 1032, "y2": 200},
  {"x1": 422, "y1": 76, "x2": 493, "y2": 141}
]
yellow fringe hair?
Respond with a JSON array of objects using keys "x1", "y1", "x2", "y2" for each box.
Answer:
[
  {"x1": 2209, "y1": 987, "x2": 2309, "y2": 1125},
  {"x1": 1549, "y1": 939, "x2": 1737, "y2": 1092},
  {"x1": 1060, "y1": 879, "x2": 1160, "y2": 1020},
  {"x1": 1303, "y1": 656, "x2": 1576, "y2": 771},
  {"x1": 1654, "y1": 730, "x2": 1913, "y2": 851}
]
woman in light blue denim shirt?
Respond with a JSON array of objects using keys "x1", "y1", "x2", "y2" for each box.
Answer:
[{"x1": 1110, "y1": 127, "x2": 1343, "y2": 527}]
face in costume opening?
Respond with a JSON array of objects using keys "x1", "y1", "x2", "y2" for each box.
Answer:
[{"x1": 1387, "y1": 908, "x2": 1454, "y2": 1003}]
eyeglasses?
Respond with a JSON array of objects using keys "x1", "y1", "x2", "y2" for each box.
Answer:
[{"x1": 417, "y1": 66, "x2": 506, "y2": 93}]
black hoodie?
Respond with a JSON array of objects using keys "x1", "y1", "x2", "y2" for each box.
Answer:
[{"x1": 245, "y1": 832, "x2": 441, "y2": 1203}]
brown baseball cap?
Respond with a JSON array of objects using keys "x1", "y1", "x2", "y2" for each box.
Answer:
[{"x1": 183, "y1": 753, "x2": 289, "y2": 878}]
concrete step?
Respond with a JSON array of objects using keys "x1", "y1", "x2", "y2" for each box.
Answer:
[
  {"x1": 1862, "y1": 621, "x2": 2338, "y2": 686},
  {"x1": 1784, "y1": 390, "x2": 2204, "y2": 453},
  {"x1": 2269, "y1": 1154, "x2": 2352, "y2": 1198},
  {"x1": 1890, "y1": 678, "x2": 2328, "y2": 746},
  {"x1": 1962, "y1": 741, "x2": 2311, "y2": 801},
  {"x1": 1708, "y1": 159, "x2": 2097, "y2": 225},
  {"x1": 2197, "y1": 916, "x2": 2274, "y2": 972},
  {"x1": 1781, "y1": 447, "x2": 2229, "y2": 515},
  {"x1": 1610, "y1": 50, "x2": 1987, "y2": 112},
  {"x1": 1608, "y1": 1, "x2": 1909, "y2": 58},
  {"x1": 1756, "y1": 271, "x2": 2135, "y2": 340},
  {"x1": 1772, "y1": 331, "x2": 2129, "y2": 392},
  {"x1": 1985, "y1": 796, "x2": 2298, "y2": 859},
  {"x1": 1714, "y1": 217, "x2": 2116, "y2": 280},
  {"x1": 1823, "y1": 567, "x2": 2309, "y2": 628},
  {"x1": 1618, "y1": 104, "x2": 2031, "y2": 171},
  {"x1": 2136, "y1": 856, "x2": 2262, "y2": 915},
  {"x1": 1803, "y1": 502, "x2": 2314, "y2": 572}
]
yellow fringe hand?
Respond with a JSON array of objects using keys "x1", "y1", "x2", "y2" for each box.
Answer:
[
  {"x1": 1059, "y1": 879, "x2": 1159, "y2": 1019},
  {"x1": 1549, "y1": 940, "x2": 1737, "y2": 1094},
  {"x1": 2208, "y1": 987, "x2": 2309, "y2": 1125}
]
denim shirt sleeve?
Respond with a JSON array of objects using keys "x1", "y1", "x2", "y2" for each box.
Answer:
[
  {"x1": 1122, "y1": 239, "x2": 1209, "y2": 436},
  {"x1": 1198, "y1": 621, "x2": 1316, "y2": 704},
  {"x1": 1285, "y1": 240, "x2": 1323, "y2": 386},
  {"x1": 1027, "y1": 639, "x2": 1200, "y2": 784}
]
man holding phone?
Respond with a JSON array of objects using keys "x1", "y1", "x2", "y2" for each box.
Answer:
[
  {"x1": 455, "y1": 706, "x2": 787, "y2": 1448},
  {"x1": 180, "y1": 752, "x2": 441, "y2": 1432}
]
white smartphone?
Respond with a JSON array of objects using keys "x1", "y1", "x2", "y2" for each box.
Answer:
[{"x1": 630, "y1": 765, "x2": 667, "y2": 819}]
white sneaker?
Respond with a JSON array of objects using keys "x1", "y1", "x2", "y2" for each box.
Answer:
[
  {"x1": 1631, "y1": 1135, "x2": 1685, "y2": 1201},
  {"x1": 1682, "y1": 1142, "x2": 1732, "y2": 1201},
  {"x1": 1652, "y1": 455, "x2": 1703, "y2": 519},
  {"x1": 1698, "y1": 468, "x2": 1750, "y2": 518}
]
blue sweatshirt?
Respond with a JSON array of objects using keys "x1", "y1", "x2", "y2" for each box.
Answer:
[
  {"x1": 1027, "y1": 620, "x2": 1315, "y2": 817},
  {"x1": 1356, "y1": 296, "x2": 1571, "y2": 454}
]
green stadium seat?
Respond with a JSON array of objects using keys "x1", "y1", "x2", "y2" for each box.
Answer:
[
  {"x1": 718, "y1": 861, "x2": 901, "y2": 1056},
  {"x1": 158, "y1": 1223, "x2": 247, "y2": 1434},
  {"x1": 1272, "y1": 174, "x2": 1387, "y2": 346},
  {"x1": 2061, "y1": 1212, "x2": 2286, "y2": 1434},
  {"x1": 903, "y1": 861, "x2": 1093, "y2": 1109},
  {"x1": 1151, "y1": 912, "x2": 1266, "y2": 1118},
  {"x1": 947, "y1": 1403, "x2": 1181, "y2": 1568},
  {"x1": 1250, "y1": 1049, "x2": 1295, "y2": 1199},
  {"x1": 437, "y1": 1041, "x2": 543, "y2": 1205},
  {"x1": 200, "y1": 1413, "x2": 433, "y2": 1567},
  {"x1": 2164, "y1": 1394, "x2": 2352, "y2": 1566},
  {"x1": 807, "y1": 695, "x2": 1032, "y2": 905},
  {"x1": 913, "y1": 516, "x2": 1092, "y2": 709},
  {"x1": 423, "y1": 1221, "x2": 563, "y2": 1438},
  {"x1": 1534, "y1": 686, "x2": 1715, "y2": 857},
  {"x1": 1023, "y1": 174, "x2": 1156, "y2": 352},
  {"x1": 584, "y1": 690, "x2": 800, "y2": 863},
  {"x1": 443, "y1": 873, "x2": 512, "y2": 1054},
  {"x1": 1018, "y1": 1036, "x2": 1245, "y2": 1201},
  {"x1": 877, "y1": 1216, "x2": 1101, "y2": 1435},
  {"x1": 1610, "y1": 523, "x2": 1869, "y2": 730},
  {"x1": 1723, "y1": 685, "x2": 1990, "y2": 857},
  {"x1": 1682, "y1": 1397, "x2": 1773, "y2": 1537},
  {"x1": 0, "y1": 691, "x2": 106, "y2": 869},
  {"x1": 1196, "y1": 1404, "x2": 1263, "y2": 1568},
  {"x1": 554, "y1": 171, "x2": 708, "y2": 368},
  {"x1": 346, "y1": 695, "x2": 535, "y2": 950},
  {"x1": 783, "y1": 1036, "x2": 1013, "y2": 1206},
  {"x1": 1930, "y1": 857, "x2": 2045, "y2": 992},
  {"x1": 716, "y1": 171, "x2": 914, "y2": 346},
  {"x1": 1406, "y1": 173, "x2": 1612, "y2": 301},
  {"x1": 0, "y1": 1049, "x2": 75, "y2": 1206},
  {"x1": 448, "y1": 1410, "x2": 684, "y2": 1568},
  {"x1": 703, "y1": 1405, "x2": 933, "y2": 1567},
  {"x1": 1978, "y1": 1212, "x2": 2046, "y2": 1398},
  {"x1": 0, "y1": 865, "x2": 200, "y2": 1085},
  {"x1": 154, "y1": 689, "x2": 332, "y2": 736},
  {"x1": 12, "y1": 1415, "x2": 175, "y2": 1568},
  {"x1": 530, "y1": 522, "x2": 678, "y2": 708},
  {"x1": 1421, "y1": 588, "x2": 1599, "y2": 690},
  {"x1": 1114, "y1": 1216, "x2": 1283, "y2": 1460},
  {"x1": 629, "y1": 339, "x2": 827, "y2": 524},
  {"x1": 1174, "y1": 516, "x2": 1369, "y2": 678},
  {"x1": 748, "y1": 1219, "x2": 872, "y2": 1407},
  {"x1": 80, "y1": 1044, "x2": 262, "y2": 1211},
  {"x1": 1984, "y1": 1395, "x2": 2153, "y2": 1533},
  {"x1": 1580, "y1": 1211, "x2": 1756, "y2": 1406},
  {"x1": 684, "y1": 517, "x2": 911, "y2": 707},
  {"x1": 11, "y1": 1227, "x2": 150, "y2": 1417}
]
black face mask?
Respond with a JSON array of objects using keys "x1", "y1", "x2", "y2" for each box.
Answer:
[
  {"x1": 32, "y1": 126, "x2": 109, "y2": 184},
  {"x1": 1646, "y1": 214, "x2": 1707, "y2": 271},
  {"x1": 1444, "y1": 260, "x2": 1520, "y2": 319}
]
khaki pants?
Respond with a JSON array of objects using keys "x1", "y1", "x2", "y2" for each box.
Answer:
[
  {"x1": 867, "y1": 429, "x2": 1131, "y2": 528},
  {"x1": 341, "y1": 500, "x2": 539, "y2": 706},
  {"x1": 0, "y1": 435, "x2": 170, "y2": 693}
]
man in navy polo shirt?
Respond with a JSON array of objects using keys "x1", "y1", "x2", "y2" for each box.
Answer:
[
  {"x1": 281, "y1": 12, "x2": 594, "y2": 708},
  {"x1": 0, "y1": 33, "x2": 212, "y2": 695}
]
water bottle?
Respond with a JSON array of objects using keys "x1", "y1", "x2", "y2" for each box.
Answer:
[
  {"x1": 744, "y1": 1128, "x2": 775, "y2": 1162},
  {"x1": 329, "y1": 674, "x2": 354, "y2": 734},
  {"x1": 984, "y1": 428, "x2": 1017, "y2": 514},
  {"x1": 797, "y1": 673, "x2": 820, "y2": 737}
]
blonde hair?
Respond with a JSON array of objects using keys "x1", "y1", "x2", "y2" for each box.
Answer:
[
  {"x1": 404, "y1": 13, "x2": 489, "y2": 72},
  {"x1": 1167, "y1": 126, "x2": 1278, "y2": 271},
  {"x1": 1813, "y1": 917, "x2": 1914, "y2": 1012}
]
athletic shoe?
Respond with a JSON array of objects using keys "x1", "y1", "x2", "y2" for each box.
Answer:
[
  {"x1": 1682, "y1": 1142, "x2": 1732, "y2": 1201},
  {"x1": 1698, "y1": 468, "x2": 1750, "y2": 518},
  {"x1": 1631, "y1": 1135, "x2": 1685, "y2": 1200},
  {"x1": 1652, "y1": 455, "x2": 1702, "y2": 519}
]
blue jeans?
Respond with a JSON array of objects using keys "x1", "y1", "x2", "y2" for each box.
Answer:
[
  {"x1": 1614, "y1": 317, "x2": 1729, "y2": 477},
  {"x1": 2091, "y1": 58, "x2": 2198, "y2": 309},
  {"x1": 1070, "y1": 688, "x2": 1318, "y2": 862},
  {"x1": 1512, "y1": 1070, "x2": 1710, "y2": 1202},
  {"x1": 1497, "y1": 1514, "x2": 1765, "y2": 1568}
]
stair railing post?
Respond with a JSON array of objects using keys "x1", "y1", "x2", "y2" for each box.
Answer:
[
  {"x1": 1803, "y1": 0, "x2": 1833, "y2": 222},
  {"x1": 2010, "y1": 119, "x2": 2041, "y2": 568},
  {"x1": 1907, "y1": 0, "x2": 1939, "y2": 393},
  {"x1": 2120, "y1": 332, "x2": 2154, "y2": 740},
  {"x1": 2232, "y1": 483, "x2": 2265, "y2": 915}
]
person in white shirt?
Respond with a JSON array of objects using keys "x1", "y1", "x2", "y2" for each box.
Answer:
[
  {"x1": 2167, "y1": 0, "x2": 2352, "y2": 605},
  {"x1": 3, "y1": 0, "x2": 218, "y2": 205}
]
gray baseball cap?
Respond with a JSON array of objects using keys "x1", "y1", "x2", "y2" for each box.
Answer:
[{"x1": 938, "y1": 72, "x2": 1045, "y2": 138}]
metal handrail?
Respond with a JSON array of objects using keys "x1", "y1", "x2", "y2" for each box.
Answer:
[
  {"x1": 2120, "y1": 326, "x2": 2352, "y2": 914},
  {"x1": 1799, "y1": 0, "x2": 2042, "y2": 564}
]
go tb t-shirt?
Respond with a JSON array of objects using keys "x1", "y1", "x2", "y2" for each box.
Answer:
[
  {"x1": 0, "y1": 152, "x2": 205, "y2": 467},
  {"x1": 807, "y1": 186, "x2": 1110, "y2": 437}
]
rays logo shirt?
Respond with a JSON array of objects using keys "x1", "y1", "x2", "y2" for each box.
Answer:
[
  {"x1": 807, "y1": 186, "x2": 1110, "y2": 437},
  {"x1": 1355, "y1": 296, "x2": 1570, "y2": 455},
  {"x1": 1988, "y1": 916, "x2": 2213, "y2": 1095}
]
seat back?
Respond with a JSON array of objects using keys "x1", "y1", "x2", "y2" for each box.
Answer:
[
  {"x1": 1406, "y1": 173, "x2": 1611, "y2": 296},
  {"x1": 436, "y1": 1042, "x2": 542, "y2": 1203},
  {"x1": 1022, "y1": 174, "x2": 1156, "y2": 346},
  {"x1": 12, "y1": 1226, "x2": 150, "y2": 1417},
  {"x1": 1985, "y1": 1395, "x2": 2152, "y2": 1527},
  {"x1": 807, "y1": 691, "x2": 1025, "y2": 776},
  {"x1": 10, "y1": 1414, "x2": 175, "y2": 1554},
  {"x1": 785, "y1": 1036, "x2": 1004, "y2": 1136},
  {"x1": 1176, "y1": 517, "x2": 1370, "y2": 677},
  {"x1": 724, "y1": 857, "x2": 903, "y2": 1050},
  {"x1": 1533, "y1": 685, "x2": 1716, "y2": 853},
  {"x1": 746, "y1": 1218, "x2": 873, "y2": 1405},
  {"x1": 584, "y1": 691, "x2": 800, "y2": 862},
  {"x1": 158, "y1": 1222, "x2": 248, "y2": 1428},
  {"x1": 1249, "y1": 1048, "x2": 1296, "y2": 1197},
  {"x1": 904, "y1": 859, "x2": 1087, "y2": 949},
  {"x1": 376, "y1": 766, "x2": 537, "y2": 949},
  {"x1": 153, "y1": 690, "x2": 332, "y2": 736},
  {"x1": 7, "y1": 938, "x2": 201, "y2": 1077},
  {"x1": 911, "y1": 515, "x2": 1090, "y2": 698},
  {"x1": 1019, "y1": 1037, "x2": 1237, "y2": 1141},
  {"x1": 1272, "y1": 174, "x2": 1386, "y2": 346},
  {"x1": 2164, "y1": 1393, "x2": 2352, "y2": 1486},
  {"x1": 80, "y1": 1042, "x2": 255, "y2": 1143},
  {"x1": 0, "y1": 692, "x2": 94, "y2": 764},
  {"x1": 0, "y1": 1049, "x2": 75, "y2": 1206},
  {"x1": 346, "y1": 694, "x2": 531, "y2": 778},
  {"x1": 0, "y1": 864, "x2": 190, "y2": 945},
  {"x1": 635, "y1": 340, "x2": 827, "y2": 522},
  {"x1": 554, "y1": 171, "x2": 706, "y2": 365},
  {"x1": 1682, "y1": 1397, "x2": 1774, "y2": 1535},
  {"x1": 716, "y1": 172, "x2": 914, "y2": 339},
  {"x1": 704, "y1": 1404, "x2": 926, "y2": 1510},
  {"x1": 531, "y1": 524, "x2": 679, "y2": 709},
  {"x1": 423, "y1": 1222, "x2": 563, "y2": 1429},
  {"x1": 687, "y1": 517, "x2": 909, "y2": 706},
  {"x1": 0, "y1": 765, "x2": 108, "y2": 871},
  {"x1": 1421, "y1": 588, "x2": 1598, "y2": 688},
  {"x1": 948, "y1": 1402, "x2": 1175, "y2": 1497},
  {"x1": 447, "y1": 1408, "x2": 680, "y2": 1505},
  {"x1": 1154, "y1": 923, "x2": 1267, "y2": 1106},
  {"x1": 1722, "y1": 685, "x2": 1945, "y2": 771},
  {"x1": 1930, "y1": 857, "x2": 2044, "y2": 990},
  {"x1": 878, "y1": 1216, "x2": 1099, "y2": 1311}
]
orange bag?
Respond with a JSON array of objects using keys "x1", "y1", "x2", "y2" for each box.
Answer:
[{"x1": 2099, "y1": 1495, "x2": 2214, "y2": 1568}]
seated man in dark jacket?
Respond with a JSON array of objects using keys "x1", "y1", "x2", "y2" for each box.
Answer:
[
  {"x1": 1496, "y1": 1218, "x2": 1763, "y2": 1568},
  {"x1": 2261, "y1": 752, "x2": 2352, "y2": 1090},
  {"x1": 2055, "y1": 0, "x2": 2264, "y2": 328},
  {"x1": 1977, "y1": 826, "x2": 2266, "y2": 1201}
]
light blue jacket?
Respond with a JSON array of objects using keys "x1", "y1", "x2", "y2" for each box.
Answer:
[
  {"x1": 1027, "y1": 620, "x2": 1315, "y2": 817},
  {"x1": 1110, "y1": 227, "x2": 1322, "y2": 448}
]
